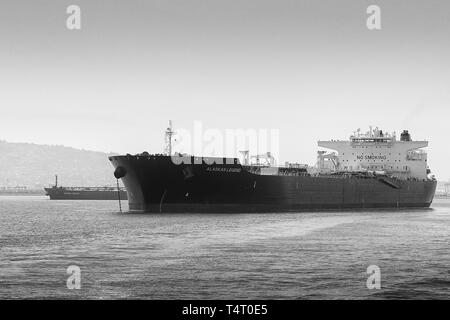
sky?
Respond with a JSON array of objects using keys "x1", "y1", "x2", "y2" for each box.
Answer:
[{"x1": 0, "y1": 0, "x2": 449, "y2": 180}]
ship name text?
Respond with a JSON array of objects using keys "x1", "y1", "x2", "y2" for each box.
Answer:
[{"x1": 206, "y1": 167, "x2": 242, "y2": 173}]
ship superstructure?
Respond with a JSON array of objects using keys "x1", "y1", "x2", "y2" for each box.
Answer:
[{"x1": 316, "y1": 127, "x2": 430, "y2": 180}]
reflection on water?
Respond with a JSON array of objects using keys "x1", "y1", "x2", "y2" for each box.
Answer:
[{"x1": 0, "y1": 196, "x2": 449, "y2": 299}]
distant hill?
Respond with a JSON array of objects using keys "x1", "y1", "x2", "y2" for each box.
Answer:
[{"x1": 0, "y1": 140, "x2": 118, "y2": 188}]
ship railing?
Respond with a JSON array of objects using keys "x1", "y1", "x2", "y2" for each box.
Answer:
[
  {"x1": 244, "y1": 165, "x2": 309, "y2": 176},
  {"x1": 350, "y1": 138, "x2": 394, "y2": 145},
  {"x1": 61, "y1": 186, "x2": 126, "y2": 192},
  {"x1": 350, "y1": 129, "x2": 395, "y2": 139}
]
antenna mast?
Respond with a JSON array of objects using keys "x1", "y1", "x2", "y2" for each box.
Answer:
[
  {"x1": 239, "y1": 150, "x2": 249, "y2": 165},
  {"x1": 165, "y1": 120, "x2": 175, "y2": 156}
]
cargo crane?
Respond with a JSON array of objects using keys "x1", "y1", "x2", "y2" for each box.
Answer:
[
  {"x1": 317, "y1": 151, "x2": 339, "y2": 172},
  {"x1": 250, "y1": 152, "x2": 276, "y2": 167}
]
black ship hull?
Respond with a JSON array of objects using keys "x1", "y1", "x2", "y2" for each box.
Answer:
[
  {"x1": 109, "y1": 155, "x2": 436, "y2": 213},
  {"x1": 45, "y1": 187, "x2": 127, "y2": 200}
]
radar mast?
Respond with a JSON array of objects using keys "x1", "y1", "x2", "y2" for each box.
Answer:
[{"x1": 164, "y1": 120, "x2": 175, "y2": 156}]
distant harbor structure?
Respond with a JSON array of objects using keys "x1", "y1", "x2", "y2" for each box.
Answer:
[
  {"x1": 436, "y1": 181, "x2": 450, "y2": 199},
  {"x1": 0, "y1": 185, "x2": 44, "y2": 195}
]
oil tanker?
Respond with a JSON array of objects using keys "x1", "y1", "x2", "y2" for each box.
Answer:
[
  {"x1": 45, "y1": 176, "x2": 127, "y2": 200},
  {"x1": 109, "y1": 125, "x2": 436, "y2": 213}
]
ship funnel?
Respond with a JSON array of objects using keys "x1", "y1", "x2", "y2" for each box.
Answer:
[
  {"x1": 114, "y1": 166, "x2": 127, "y2": 179},
  {"x1": 400, "y1": 130, "x2": 411, "y2": 142}
]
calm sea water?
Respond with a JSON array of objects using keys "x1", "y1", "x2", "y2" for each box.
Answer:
[{"x1": 0, "y1": 196, "x2": 449, "y2": 299}]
